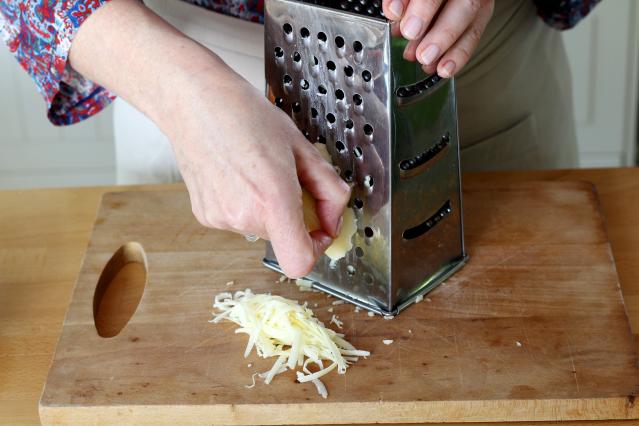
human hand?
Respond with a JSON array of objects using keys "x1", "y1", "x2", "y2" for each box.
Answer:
[
  {"x1": 170, "y1": 71, "x2": 351, "y2": 278},
  {"x1": 383, "y1": 0, "x2": 494, "y2": 78}
]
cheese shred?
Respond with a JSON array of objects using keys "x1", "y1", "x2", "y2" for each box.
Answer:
[{"x1": 211, "y1": 290, "x2": 370, "y2": 398}]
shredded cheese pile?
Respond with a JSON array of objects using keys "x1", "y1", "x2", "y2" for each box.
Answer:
[{"x1": 211, "y1": 289, "x2": 370, "y2": 398}]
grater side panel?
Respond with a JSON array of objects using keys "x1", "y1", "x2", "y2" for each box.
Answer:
[
  {"x1": 390, "y1": 76, "x2": 466, "y2": 309},
  {"x1": 263, "y1": 0, "x2": 395, "y2": 313}
]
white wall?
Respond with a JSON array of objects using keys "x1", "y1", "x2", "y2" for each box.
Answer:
[
  {"x1": 0, "y1": 47, "x2": 115, "y2": 189},
  {"x1": 0, "y1": 0, "x2": 637, "y2": 189}
]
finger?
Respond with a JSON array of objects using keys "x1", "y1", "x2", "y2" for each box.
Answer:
[
  {"x1": 414, "y1": 0, "x2": 482, "y2": 67},
  {"x1": 294, "y1": 142, "x2": 351, "y2": 238},
  {"x1": 265, "y1": 185, "x2": 332, "y2": 278},
  {"x1": 436, "y1": 5, "x2": 492, "y2": 78},
  {"x1": 400, "y1": 0, "x2": 443, "y2": 41},
  {"x1": 382, "y1": 0, "x2": 409, "y2": 21},
  {"x1": 402, "y1": 38, "x2": 420, "y2": 61}
]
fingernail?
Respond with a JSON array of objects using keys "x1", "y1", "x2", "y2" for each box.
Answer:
[
  {"x1": 402, "y1": 16, "x2": 423, "y2": 40},
  {"x1": 420, "y1": 44, "x2": 440, "y2": 65},
  {"x1": 340, "y1": 179, "x2": 351, "y2": 193},
  {"x1": 335, "y1": 215, "x2": 344, "y2": 237},
  {"x1": 319, "y1": 233, "x2": 333, "y2": 249},
  {"x1": 440, "y1": 60, "x2": 456, "y2": 78},
  {"x1": 389, "y1": 0, "x2": 403, "y2": 19}
]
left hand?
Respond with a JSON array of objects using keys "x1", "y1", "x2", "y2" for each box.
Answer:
[{"x1": 383, "y1": 0, "x2": 495, "y2": 78}]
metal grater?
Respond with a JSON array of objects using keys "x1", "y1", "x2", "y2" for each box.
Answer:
[{"x1": 262, "y1": 0, "x2": 467, "y2": 316}]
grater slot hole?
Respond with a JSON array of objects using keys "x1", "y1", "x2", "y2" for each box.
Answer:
[
  {"x1": 399, "y1": 132, "x2": 450, "y2": 178},
  {"x1": 402, "y1": 200, "x2": 452, "y2": 240},
  {"x1": 396, "y1": 74, "x2": 443, "y2": 100}
]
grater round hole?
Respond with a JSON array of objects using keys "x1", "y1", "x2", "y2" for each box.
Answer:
[
  {"x1": 311, "y1": 107, "x2": 318, "y2": 119},
  {"x1": 318, "y1": 85, "x2": 327, "y2": 95},
  {"x1": 283, "y1": 74, "x2": 293, "y2": 85},
  {"x1": 355, "y1": 247, "x2": 364, "y2": 257},
  {"x1": 344, "y1": 170, "x2": 354, "y2": 182},
  {"x1": 313, "y1": 56, "x2": 319, "y2": 66},
  {"x1": 292, "y1": 102, "x2": 302, "y2": 113},
  {"x1": 274, "y1": 46, "x2": 284, "y2": 58},
  {"x1": 363, "y1": 123, "x2": 374, "y2": 136},
  {"x1": 353, "y1": 41, "x2": 363, "y2": 53},
  {"x1": 353, "y1": 3, "x2": 361, "y2": 12},
  {"x1": 345, "y1": 119, "x2": 354, "y2": 129},
  {"x1": 327, "y1": 61, "x2": 336, "y2": 71},
  {"x1": 346, "y1": 265, "x2": 356, "y2": 276},
  {"x1": 364, "y1": 273, "x2": 373, "y2": 285},
  {"x1": 300, "y1": 27, "x2": 310, "y2": 38},
  {"x1": 335, "y1": 89, "x2": 345, "y2": 100},
  {"x1": 364, "y1": 175, "x2": 374, "y2": 189},
  {"x1": 335, "y1": 140, "x2": 346, "y2": 152},
  {"x1": 300, "y1": 79, "x2": 310, "y2": 90},
  {"x1": 302, "y1": 129, "x2": 310, "y2": 140},
  {"x1": 317, "y1": 32, "x2": 327, "y2": 43},
  {"x1": 293, "y1": 52, "x2": 301, "y2": 62},
  {"x1": 353, "y1": 94, "x2": 363, "y2": 105},
  {"x1": 335, "y1": 36, "x2": 345, "y2": 48},
  {"x1": 317, "y1": 135, "x2": 326, "y2": 144},
  {"x1": 353, "y1": 146, "x2": 363, "y2": 158},
  {"x1": 274, "y1": 97, "x2": 284, "y2": 108},
  {"x1": 364, "y1": 226, "x2": 374, "y2": 238},
  {"x1": 353, "y1": 198, "x2": 364, "y2": 209},
  {"x1": 344, "y1": 66, "x2": 354, "y2": 77},
  {"x1": 326, "y1": 113, "x2": 336, "y2": 124},
  {"x1": 362, "y1": 70, "x2": 372, "y2": 82},
  {"x1": 283, "y1": 23, "x2": 293, "y2": 35}
]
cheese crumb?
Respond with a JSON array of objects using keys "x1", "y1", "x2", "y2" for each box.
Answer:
[
  {"x1": 367, "y1": 311, "x2": 375, "y2": 317},
  {"x1": 408, "y1": 329, "x2": 413, "y2": 334},
  {"x1": 426, "y1": 297, "x2": 432, "y2": 303},
  {"x1": 295, "y1": 278, "x2": 314, "y2": 292},
  {"x1": 226, "y1": 281, "x2": 235, "y2": 287},
  {"x1": 247, "y1": 363, "x2": 253, "y2": 368},
  {"x1": 382, "y1": 339, "x2": 394, "y2": 345},
  {"x1": 327, "y1": 307, "x2": 334, "y2": 313},
  {"x1": 331, "y1": 300, "x2": 344, "y2": 306},
  {"x1": 279, "y1": 275, "x2": 287, "y2": 283},
  {"x1": 330, "y1": 314, "x2": 343, "y2": 329},
  {"x1": 516, "y1": 341, "x2": 523, "y2": 347},
  {"x1": 383, "y1": 315, "x2": 394, "y2": 320},
  {"x1": 354, "y1": 307, "x2": 360, "y2": 313},
  {"x1": 414, "y1": 295, "x2": 424, "y2": 303}
]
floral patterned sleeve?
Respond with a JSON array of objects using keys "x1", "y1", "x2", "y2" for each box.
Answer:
[
  {"x1": 533, "y1": 0, "x2": 601, "y2": 30},
  {"x1": 0, "y1": 0, "x2": 115, "y2": 125}
]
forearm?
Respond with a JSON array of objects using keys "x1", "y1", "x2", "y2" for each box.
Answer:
[{"x1": 68, "y1": 0, "x2": 236, "y2": 134}]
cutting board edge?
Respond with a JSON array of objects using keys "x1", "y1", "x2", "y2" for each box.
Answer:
[{"x1": 39, "y1": 396, "x2": 639, "y2": 425}]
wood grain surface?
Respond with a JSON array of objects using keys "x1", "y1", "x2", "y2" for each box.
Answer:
[
  {"x1": 36, "y1": 180, "x2": 639, "y2": 424},
  {"x1": 2, "y1": 168, "x2": 639, "y2": 426}
]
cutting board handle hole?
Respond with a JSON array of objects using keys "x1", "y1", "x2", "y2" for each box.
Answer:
[{"x1": 93, "y1": 242, "x2": 148, "y2": 338}]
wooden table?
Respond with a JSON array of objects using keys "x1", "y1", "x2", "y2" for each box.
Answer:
[{"x1": 1, "y1": 168, "x2": 638, "y2": 426}]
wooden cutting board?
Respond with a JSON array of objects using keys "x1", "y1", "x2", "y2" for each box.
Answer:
[{"x1": 39, "y1": 181, "x2": 639, "y2": 425}]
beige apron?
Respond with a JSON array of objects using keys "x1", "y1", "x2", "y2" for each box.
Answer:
[{"x1": 113, "y1": 0, "x2": 578, "y2": 184}]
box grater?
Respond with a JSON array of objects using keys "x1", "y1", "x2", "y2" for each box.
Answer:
[{"x1": 262, "y1": 0, "x2": 467, "y2": 316}]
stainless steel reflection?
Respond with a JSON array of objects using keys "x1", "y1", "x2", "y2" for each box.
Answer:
[{"x1": 263, "y1": 0, "x2": 466, "y2": 315}]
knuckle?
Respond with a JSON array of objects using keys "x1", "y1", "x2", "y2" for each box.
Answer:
[
  {"x1": 439, "y1": 27, "x2": 458, "y2": 47},
  {"x1": 464, "y1": 0, "x2": 481, "y2": 13}
]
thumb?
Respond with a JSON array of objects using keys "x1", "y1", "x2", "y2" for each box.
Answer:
[{"x1": 265, "y1": 183, "x2": 333, "y2": 279}]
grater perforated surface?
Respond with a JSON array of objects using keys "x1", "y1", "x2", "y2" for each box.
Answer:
[{"x1": 263, "y1": 0, "x2": 466, "y2": 315}]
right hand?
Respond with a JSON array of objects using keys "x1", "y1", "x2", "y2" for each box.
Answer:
[
  {"x1": 168, "y1": 70, "x2": 351, "y2": 278},
  {"x1": 68, "y1": 0, "x2": 351, "y2": 277}
]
